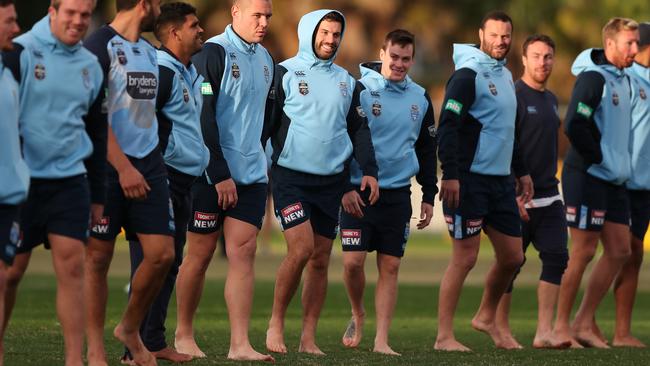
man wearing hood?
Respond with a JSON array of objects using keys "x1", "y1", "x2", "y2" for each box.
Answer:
[
  {"x1": 1, "y1": 1, "x2": 105, "y2": 365},
  {"x1": 264, "y1": 9, "x2": 379, "y2": 355},
  {"x1": 338, "y1": 29, "x2": 437, "y2": 356},
  {"x1": 553, "y1": 18, "x2": 639, "y2": 349},
  {"x1": 611, "y1": 21, "x2": 650, "y2": 349},
  {"x1": 435, "y1": 11, "x2": 533, "y2": 351},
  {"x1": 173, "y1": 0, "x2": 275, "y2": 362}
]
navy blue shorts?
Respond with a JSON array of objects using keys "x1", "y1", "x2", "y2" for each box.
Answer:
[
  {"x1": 562, "y1": 165, "x2": 629, "y2": 231},
  {"x1": 442, "y1": 172, "x2": 520, "y2": 239},
  {"x1": 0, "y1": 205, "x2": 20, "y2": 265},
  {"x1": 340, "y1": 188, "x2": 411, "y2": 258},
  {"x1": 271, "y1": 165, "x2": 346, "y2": 240},
  {"x1": 188, "y1": 178, "x2": 267, "y2": 233},
  {"x1": 19, "y1": 175, "x2": 91, "y2": 253},
  {"x1": 628, "y1": 189, "x2": 650, "y2": 241},
  {"x1": 91, "y1": 151, "x2": 174, "y2": 241}
]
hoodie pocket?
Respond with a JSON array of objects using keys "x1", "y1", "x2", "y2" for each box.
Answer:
[
  {"x1": 278, "y1": 127, "x2": 353, "y2": 175},
  {"x1": 589, "y1": 143, "x2": 631, "y2": 184},
  {"x1": 471, "y1": 130, "x2": 513, "y2": 176}
]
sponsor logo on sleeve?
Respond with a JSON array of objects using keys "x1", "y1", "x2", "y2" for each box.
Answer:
[
  {"x1": 576, "y1": 102, "x2": 593, "y2": 118},
  {"x1": 590, "y1": 209, "x2": 606, "y2": 226},
  {"x1": 466, "y1": 218, "x2": 483, "y2": 236},
  {"x1": 126, "y1": 72, "x2": 158, "y2": 100},
  {"x1": 92, "y1": 217, "x2": 110, "y2": 234},
  {"x1": 444, "y1": 99, "x2": 463, "y2": 115},
  {"x1": 281, "y1": 203, "x2": 305, "y2": 225},
  {"x1": 193, "y1": 212, "x2": 217, "y2": 229},
  {"x1": 201, "y1": 82, "x2": 213, "y2": 95},
  {"x1": 566, "y1": 206, "x2": 577, "y2": 223},
  {"x1": 341, "y1": 229, "x2": 362, "y2": 246}
]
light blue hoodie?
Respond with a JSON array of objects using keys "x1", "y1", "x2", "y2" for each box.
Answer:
[
  {"x1": 157, "y1": 49, "x2": 209, "y2": 177},
  {"x1": 275, "y1": 9, "x2": 359, "y2": 175},
  {"x1": 627, "y1": 62, "x2": 650, "y2": 190},
  {"x1": 13, "y1": 15, "x2": 103, "y2": 179},
  {"x1": 0, "y1": 55, "x2": 29, "y2": 205},
  {"x1": 452, "y1": 43, "x2": 517, "y2": 176},
  {"x1": 572, "y1": 48, "x2": 631, "y2": 184}
]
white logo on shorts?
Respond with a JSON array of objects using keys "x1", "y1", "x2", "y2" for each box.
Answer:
[
  {"x1": 341, "y1": 229, "x2": 362, "y2": 246},
  {"x1": 281, "y1": 203, "x2": 305, "y2": 224}
]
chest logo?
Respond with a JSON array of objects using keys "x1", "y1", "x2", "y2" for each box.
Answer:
[
  {"x1": 116, "y1": 48, "x2": 128, "y2": 65},
  {"x1": 231, "y1": 63, "x2": 241, "y2": 79},
  {"x1": 264, "y1": 65, "x2": 270, "y2": 83},
  {"x1": 640, "y1": 87, "x2": 647, "y2": 100},
  {"x1": 229, "y1": 52, "x2": 237, "y2": 60},
  {"x1": 34, "y1": 64, "x2": 46, "y2": 80},
  {"x1": 32, "y1": 49, "x2": 43, "y2": 58},
  {"x1": 356, "y1": 106, "x2": 367, "y2": 118},
  {"x1": 132, "y1": 47, "x2": 141, "y2": 55},
  {"x1": 370, "y1": 91, "x2": 380, "y2": 97},
  {"x1": 82, "y1": 68, "x2": 91, "y2": 89},
  {"x1": 372, "y1": 101, "x2": 381, "y2": 117},
  {"x1": 183, "y1": 88, "x2": 190, "y2": 103},
  {"x1": 488, "y1": 81, "x2": 498, "y2": 96},
  {"x1": 410, "y1": 104, "x2": 420, "y2": 121},
  {"x1": 299, "y1": 80, "x2": 309, "y2": 96},
  {"x1": 339, "y1": 82, "x2": 348, "y2": 97},
  {"x1": 527, "y1": 106, "x2": 537, "y2": 114},
  {"x1": 612, "y1": 91, "x2": 619, "y2": 106},
  {"x1": 295, "y1": 71, "x2": 306, "y2": 76}
]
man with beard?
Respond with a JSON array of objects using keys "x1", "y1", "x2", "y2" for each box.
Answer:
[
  {"x1": 1, "y1": 1, "x2": 105, "y2": 365},
  {"x1": 121, "y1": 2, "x2": 208, "y2": 364},
  {"x1": 553, "y1": 18, "x2": 639, "y2": 349},
  {"x1": 494, "y1": 34, "x2": 570, "y2": 349},
  {"x1": 173, "y1": 0, "x2": 275, "y2": 361},
  {"x1": 264, "y1": 9, "x2": 378, "y2": 355},
  {"x1": 611, "y1": 21, "x2": 650, "y2": 348},
  {"x1": 435, "y1": 11, "x2": 533, "y2": 351},
  {"x1": 0, "y1": 1, "x2": 29, "y2": 364},
  {"x1": 83, "y1": 1, "x2": 171, "y2": 365}
]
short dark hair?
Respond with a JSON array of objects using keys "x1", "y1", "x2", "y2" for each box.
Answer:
[
  {"x1": 320, "y1": 11, "x2": 344, "y2": 27},
  {"x1": 480, "y1": 10, "x2": 513, "y2": 30},
  {"x1": 383, "y1": 29, "x2": 416, "y2": 56},
  {"x1": 0, "y1": 0, "x2": 15, "y2": 7},
  {"x1": 116, "y1": 0, "x2": 144, "y2": 12},
  {"x1": 522, "y1": 34, "x2": 555, "y2": 56},
  {"x1": 154, "y1": 2, "x2": 197, "y2": 42}
]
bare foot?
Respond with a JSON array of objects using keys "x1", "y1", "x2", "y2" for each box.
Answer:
[
  {"x1": 553, "y1": 328, "x2": 583, "y2": 349},
  {"x1": 472, "y1": 318, "x2": 521, "y2": 349},
  {"x1": 266, "y1": 327, "x2": 287, "y2": 354},
  {"x1": 228, "y1": 344, "x2": 275, "y2": 362},
  {"x1": 573, "y1": 329, "x2": 610, "y2": 349},
  {"x1": 373, "y1": 344, "x2": 401, "y2": 355},
  {"x1": 88, "y1": 350, "x2": 109, "y2": 366},
  {"x1": 612, "y1": 335, "x2": 647, "y2": 348},
  {"x1": 591, "y1": 319, "x2": 609, "y2": 345},
  {"x1": 152, "y1": 347, "x2": 192, "y2": 363},
  {"x1": 174, "y1": 337, "x2": 206, "y2": 358},
  {"x1": 298, "y1": 341, "x2": 325, "y2": 355},
  {"x1": 342, "y1": 313, "x2": 364, "y2": 348},
  {"x1": 433, "y1": 338, "x2": 471, "y2": 352},
  {"x1": 533, "y1": 334, "x2": 571, "y2": 349},
  {"x1": 113, "y1": 324, "x2": 157, "y2": 366},
  {"x1": 119, "y1": 355, "x2": 136, "y2": 366}
]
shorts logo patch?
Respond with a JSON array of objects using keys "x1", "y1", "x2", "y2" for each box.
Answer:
[
  {"x1": 577, "y1": 102, "x2": 593, "y2": 118},
  {"x1": 566, "y1": 206, "x2": 577, "y2": 223},
  {"x1": 201, "y1": 82, "x2": 213, "y2": 95},
  {"x1": 281, "y1": 203, "x2": 305, "y2": 224},
  {"x1": 92, "y1": 217, "x2": 110, "y2": 234},
  {"x1": 341, "y1": 229, "x2": 362, "y2": 246},
  {"x1": 466, "y1": 218, "x2": 483, "y2": 236},
  {"x1": 194, "y1": 212, "x2": 217, "y2": 229},
  {"x1": 444, "y1": 215, "x2": 454, "y2": 232},
  {"x1": 591, "y1": 209, "x2": 605, "y2": 226},
  {"x1": 445, "y1": 99, "x2": 463, "y2": 115},
  {"x1": 9, "y1": 222, "x2": 19, "y2": 246}
]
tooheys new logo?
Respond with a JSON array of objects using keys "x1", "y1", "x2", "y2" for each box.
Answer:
[{"x1": 126, "y1": 72, "x2": 157, "y2": 100}]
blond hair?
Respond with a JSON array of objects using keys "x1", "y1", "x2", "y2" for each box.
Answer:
[{"x1": 602, "y1": 17, "x2": 639, "y2": 45}]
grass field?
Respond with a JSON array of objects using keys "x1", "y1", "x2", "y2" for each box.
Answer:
[{"x1": 5, "y1": 233, "x2": 650, "y2": 365}]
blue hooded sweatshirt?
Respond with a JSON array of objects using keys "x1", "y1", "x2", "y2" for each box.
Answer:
[
  {"x1": 156, "y1": 48, "x2": 209, "y2": 177},
  {"x1": 350, "y1": 62, "x2": 438, "y2": 203},
  {"x1": 0, "y1": 54, "x2": 30, "y2": 205},
  {"x1": 266, "y1": 9, "x2": 377, "y2": 179},
  {"x1": 627, "y1": 62, "x2": 650, "y2": 190},
  {"x1": 564, "y1": 48, "x2": 631, "y2": 185},
  {"x1": 5, "y1": 15, "x2": 106, "y2": 203}
]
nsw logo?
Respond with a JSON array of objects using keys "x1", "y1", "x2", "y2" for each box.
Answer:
[
  {"x1": 590, "y1": 209, "x2": 605, "y2": 226},
  {"x1": 92, "y1": 217, "x2": 111, "y2": 234},
  {"x1": 194, "y1": 212, "x2": 217, "y2": 229},
  {"x1": 466, "y1": 218, "x2": 483, "y2": 236},
  {"x1": 341, "y1": 229, "x2": 362, "y2": 246},
  {"x1": 281, "y1": 203, "x2": 305, "y2": 224},
  {"x1": 566, "y1": 206, "x2": 577, "y2": 223},
  {"x1": 126, "y1": 72, "x2": 157, "y2": 100}
]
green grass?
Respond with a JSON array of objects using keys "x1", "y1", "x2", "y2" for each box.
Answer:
[{"x1": 5, "y1": 233, "x2": 650, "y2": 365}]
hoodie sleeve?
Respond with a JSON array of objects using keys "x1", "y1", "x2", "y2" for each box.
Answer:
[
  {"x1": 347, "y1": 81, "x2": 378, "y2": 179},
  {"x1": 564, "y1": 70, "x2": 605, "y2": 165},
  {"x1": 1, "y1": 43, "x2": 24, "y2": 83},
  {"x1": 437, "y1": 68, "x2": 476, "y2": 180},
  {"x1": 415, "y1": 92, "x2": 438, "y2": 204},
  {"x1": 192, "y1": 43, "x2": 229, "y2": 184},
  {"x1": 510, "y1": 96, "x2": 528, "y2": 178},
  {"x1": 156, "y1": 65, "x2": 175, "y2": 155}
]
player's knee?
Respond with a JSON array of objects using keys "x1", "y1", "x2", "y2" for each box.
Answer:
[
  {"x1": 572, "y1": 245, "x2": 597, "y2": 264},
  {"x1": 309, "y1": 252, "x2": 331, "y2": 273},
  {"x1": 500, "y1": 251, "x2": 524, "y2": 272},
  {"x1": 455, "y1": 252, "x2": 478, "y2": 272},
  {"x1": 343, "y1": 258, "x2": 364, "y2": 275},
  {"x1": 5, "y1": 267, "x2": 24, "y2": 289},
  {"x1": 540, "y1": 251, "x2": 568, "y2": 285},
  {"x1": 379, "y1": 259, "x2": 400, "y2": 277},
  {"x1": 604, "y1": 244, "x2": 631, "y2": 262}
]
